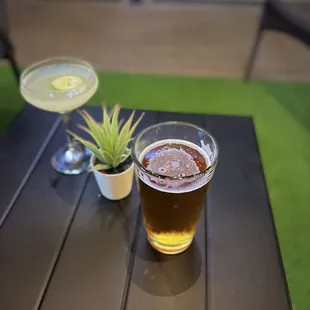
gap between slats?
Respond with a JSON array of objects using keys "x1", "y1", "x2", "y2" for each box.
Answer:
[{"x1": 0, "y1": 116, "x2": 62, "y2": 229}]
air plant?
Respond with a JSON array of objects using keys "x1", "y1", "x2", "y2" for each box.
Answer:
[{"x1": 68, "y1": 105, "x2": 144, "y2": 173}]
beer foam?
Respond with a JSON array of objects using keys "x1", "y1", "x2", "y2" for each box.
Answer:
[
  {"x1": 148, "y1": 148, "x2": 199, "y2": 178},
  {"x1": 138, "y1": 139, "x2": 213, "y2": 194}
]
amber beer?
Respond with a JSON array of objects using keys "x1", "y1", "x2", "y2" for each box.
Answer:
[{"x1": 132, "y1": 123, "x2": 218, "y2": 255}]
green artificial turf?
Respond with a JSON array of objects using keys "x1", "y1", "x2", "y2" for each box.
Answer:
[
  {"x1": 1, "y1": 67, "x2": 310, "y2": 310},
  {"x1": 0, "y1": 65, "x2": 24, "y2": 133}
]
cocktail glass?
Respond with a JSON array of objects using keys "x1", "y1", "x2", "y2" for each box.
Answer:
[{"x1": 20, "y1": 57, "x2": 98, "y2": 175}]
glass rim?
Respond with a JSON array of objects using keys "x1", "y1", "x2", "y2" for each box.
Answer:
[
  {"x1": 20, "y1": 56, "x2": 98, "y2": 95},
  {"x1": 132, "y1": 121, "x2": 219, "y2": 180}
]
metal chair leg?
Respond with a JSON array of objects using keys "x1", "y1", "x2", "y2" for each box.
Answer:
[
  {"x1": 6, "y1": 52, "x2": 20, "y2": 85},
  {"x1": 244, "y1": 25, "x2": 264, "y2": 82}
]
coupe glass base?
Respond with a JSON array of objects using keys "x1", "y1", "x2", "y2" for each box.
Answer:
[{"x1": 51, "y1": 142, "x2": 92, "y2": 175}]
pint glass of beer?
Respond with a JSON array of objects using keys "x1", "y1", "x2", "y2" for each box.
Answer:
[{"x1": 132, "y1": 122, "x2": 218, "y2": 255}]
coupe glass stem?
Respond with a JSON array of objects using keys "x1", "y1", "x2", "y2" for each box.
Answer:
[
  {"x1": 51, "y1": 110, "x2": 91, "y2": 174},
  {"x1": 62, "y1": 112, "x2": 74, "y2": 148}
]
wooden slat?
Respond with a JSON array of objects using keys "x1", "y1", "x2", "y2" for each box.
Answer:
[
  {"x1": 40, "y1": 109, "x2": 159, "y2": 310},
  {"x1": 204, "y1": 115, "x2": 291, "y2": 310},
  {"x1": 0, "y1": 105, "x2": 59, "y2": 227},
  {"x1": 126, "y1": 111, "x2": 207, "y2": 310},
  {"x1": 0, "y1": 112, "x2": 88, "y2": 310}
]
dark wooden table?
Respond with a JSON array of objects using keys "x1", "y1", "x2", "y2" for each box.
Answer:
[{"x1": 0, "y1": 106, "x2": 291, "y2": 310}]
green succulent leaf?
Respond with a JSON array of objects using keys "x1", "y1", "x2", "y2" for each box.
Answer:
[
  {"x1": 100, "y1": 126, "x2": 113, "y2": 155},
  {"x1": 68, "y1": 105, "x2": 144, "y2": 170},
  {"x1": 110, "y1": 105, "x2": 120, "y2": 153},
  {"x1": 76, "y1": 124, "x2": 100, "y2": 146},
  {"x1": 78, "y1": 111, "x2": 105, "y2": 150},
  {"x1": 89, "y1": 163, "x2": 111, "y2": 172},
  {"x1": 103, "y1": 107, "x2": 112, "y2": 134},
  {"x1": 118, "y1": 119, "x2": 124, "y2": 129},
  {"x1": 100, "y1": 150, "x2": 114, "y2": 166},
  {"x1": 128, "y1": 112, "x2": 145, "y2": 139},
  {"x1": 113, "y1": 154, "x2": 128, "y2": 168},
  {"x1": 118, "y1": 111, "x2": 134, "y2": 146},
  {"x1": 116, "y1": 138, "x2": 133, "y2": 158},
  {"x1": 67, "y1": 130, "x2": 105, "y2": 163}
]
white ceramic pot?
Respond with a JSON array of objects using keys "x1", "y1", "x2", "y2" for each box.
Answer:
[{"x1": 91, "y1": 155, "x2": 134, "y2": 200}]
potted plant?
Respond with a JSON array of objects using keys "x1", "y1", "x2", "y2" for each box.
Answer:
[{"x1": 69, "y1": 105, "x2": 144, "y2": 200}]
